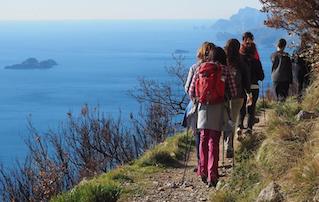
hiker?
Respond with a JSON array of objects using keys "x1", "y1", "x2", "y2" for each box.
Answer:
[
  {"x1": 189, "y1": 46, "x2": 237, "y2": 187},
  {"x1": 292, "y1": 50, "x2": 311, "y2": 99},
  {"x1": 241, "y1": 32, "x2": 260, "y2": 61},
  {"x1": 271, "y1": 38, "x2": 293, "y2": 102},
  {"x1": 238, "y1": 40, "x2": 264, "y2": 136},
  {"x1": 183, "y1": 42, "x2": 215, "y2": 172},
  {"x1": 223, "y1": 39, "x2": 251, "y2": 158}
]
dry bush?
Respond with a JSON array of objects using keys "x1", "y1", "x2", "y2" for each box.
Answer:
[{"x1": 0, "y1": 103, "x2": 173, "y2": 201}]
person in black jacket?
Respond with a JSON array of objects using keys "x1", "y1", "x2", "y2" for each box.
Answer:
[
  {"x1": 292, "y1": 50, "x2": 311, "y2": 99},
  {"x1": 238, "y1": 42, "x2": 264, "y2": 136},
  {"x1": 271, "y1": 39, "x2": 293, "y2": 102}
]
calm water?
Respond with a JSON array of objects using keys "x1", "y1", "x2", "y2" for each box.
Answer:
[{"x1": 0, "y1": 20, "x2": 274, "y2": 165}]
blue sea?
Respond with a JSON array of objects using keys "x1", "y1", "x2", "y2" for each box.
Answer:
[{"x1": 0, "y1": 20, "x2": 274, "y2": 165}]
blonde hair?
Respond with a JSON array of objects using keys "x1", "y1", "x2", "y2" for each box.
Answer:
[{"x1": 197, "y1": 42, "x2": 215, "y2": 62}]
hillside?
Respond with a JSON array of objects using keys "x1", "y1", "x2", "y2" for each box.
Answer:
[
  {"x1": 52, "y1": 71, "x2": 319, "y2": 201},
  {"x1": 211, "y1": 7, "x2": 290, "y2": 48}
]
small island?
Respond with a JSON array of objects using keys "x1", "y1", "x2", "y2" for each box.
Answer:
[
  {"x1": 174, "y1": 49, "x2": 189, "y2": 54},
  {"x1": 4, "y1": 58, "x2": 58, "y2": 70}
]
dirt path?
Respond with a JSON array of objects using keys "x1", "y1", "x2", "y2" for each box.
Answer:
[{"x1": 125, "y1": 111, "x2": 268, "y2": 202}]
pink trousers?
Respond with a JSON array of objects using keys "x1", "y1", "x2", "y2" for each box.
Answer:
[{"x1": 197, "y1": 129, "x2": 221, "y2": 182}]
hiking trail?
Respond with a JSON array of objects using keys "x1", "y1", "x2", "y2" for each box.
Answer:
[{"x1": 120, "y1": 110, "x2": 269, "y2": 202}]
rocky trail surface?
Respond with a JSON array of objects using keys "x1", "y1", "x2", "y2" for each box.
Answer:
[{"x1": 121, "y1": 112, "x2": 268, "y2": 202}]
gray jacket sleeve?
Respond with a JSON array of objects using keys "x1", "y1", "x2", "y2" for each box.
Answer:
[{"x1": 184, "y1": 64, "x2": 198, "y2": 94}]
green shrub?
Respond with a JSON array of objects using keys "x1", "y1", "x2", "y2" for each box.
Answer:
[
  {"x1": 256, "y1": 99, "x2": 274, "y2": 114},
  {"x1": 229, "y1": 157, "x2": 260, "y2": 193},
  {"x1": 210, "y1": 190, "x2": 235, "y2": 202},
  {"x1": 274, "y1": 98, "x2": 301, "y2": 123},
  {"x1": 138, "y1": 150, "x2": 181, "y2": 167},
  {"x1": 111, "y1": 173, "x2": 133, "y2": 183},
  {"x1": 52, "y1": 184, "x2": 121, "y2": 202},
  {"x1": 135, "y1": 132, "x2": 192, "y2": 168}
]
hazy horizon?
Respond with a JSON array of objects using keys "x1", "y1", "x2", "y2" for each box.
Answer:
[{"x1": 0, "y1": 1, "x2": 262, "y2": 20}]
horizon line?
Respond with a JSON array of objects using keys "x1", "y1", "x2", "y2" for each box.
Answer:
[{"x1": 0, "y1": 18, "x2": 222, "y2": 23}]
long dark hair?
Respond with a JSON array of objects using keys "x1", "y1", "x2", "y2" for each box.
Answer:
[
  {"x1": 212, "y1": 47, "x2": 227, "y2": 65},
  {"x1": 225, "y1": 39, "x2": 240, "y2": 67}
]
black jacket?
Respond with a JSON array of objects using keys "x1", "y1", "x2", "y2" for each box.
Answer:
[
  {"x1": 241, "y1": 54, "x2": 264, "y2": 86},
  {"x1": 271, "y1": 51, "x2": 293, "y2": 83},
  {"x1": 237, "y1": 58, "x2": 251, "y2": 97}
]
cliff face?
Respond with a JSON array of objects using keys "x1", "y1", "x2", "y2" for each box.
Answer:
[{"x1": 211, "y1": 7, "x2": 289, "y2": 48}]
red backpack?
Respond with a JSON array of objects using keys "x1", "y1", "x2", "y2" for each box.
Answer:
[{"x1": 195, "y1": 62, "x2": 225, "y2": 104}]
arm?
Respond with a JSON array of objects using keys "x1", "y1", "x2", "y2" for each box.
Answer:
[
  {"x1": 240, "y1": 59, "x2": 251, "y2": 94},
  {"x1": 184, "y1": 64, "x2": 197, "y2": 94},
  {"x1": 288, "y1": 58, "x2": 293, "y2": 84},
  {"x1": 256, "y1": 60, "x2": 265, "y2": 81},
  {"x1": 188, "y1": 69, "x2": 199, "y2": 101},
  {"x1": 271, "y1": 54, "x2": 279, "y2": 73},
  {"x1": 224, "y1": 65, "x2": 237, "y2": 98}
]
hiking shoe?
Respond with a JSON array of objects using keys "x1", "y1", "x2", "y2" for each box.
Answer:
[
  {"x1": 236, "y1": 128, "x2": 243, "y2": 141},
  {"x1": 201, "y1": 176, "x2": 208, "y2": 184},
  {"x1": 207, "y1": 180, "x2": 218, "y2": 188},
  {"x1": 254, "y1": 117, "x2": 260, "y2": 124},
  {"x1": 244, "y1": 128, "x2": 252, "y2": 135},
  {"x1": 226, "y1": 149, "x2": 234, "y2": 158}
]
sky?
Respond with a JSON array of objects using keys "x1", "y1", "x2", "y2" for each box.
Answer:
[{"x1": 0, "y1": 0, "x2": 262, "y2": 21}]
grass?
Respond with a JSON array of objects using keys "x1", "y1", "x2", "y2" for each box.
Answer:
[
  {"x1": 52, "y1": 74, "x2": 319, "y2": 202},
  {"x1": 302, "y1": 76, "x2": 319, "y2": 112},
  {"x1": 51, "y1": 132, "x2": 191, "y2": 202},
  {"x1": 210, "y1": 149, "x2": 266, "y2": 202},
  {"x1": 52, "y1": 183, "x2": 121, "y2": 202},
  {"x1": 211, "y1": 75, "x2": 319, "y2": 201},
  {"x1": 134, "y1": 133, "x2": 191, "y2": 168},
  {"x1": 255, "y1": 98, "x2": 274, "y2": 115}
]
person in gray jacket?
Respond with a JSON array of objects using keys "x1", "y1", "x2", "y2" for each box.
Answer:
[
  {"x1": 183, "y1": 42, "x2": 215, "y2": 172},
  {"x1": 189, "y1": 46, "x2": 237, "y2": 187},
  {"x1": 271, "y1": 38, "x2": 293, "y2": 102}
]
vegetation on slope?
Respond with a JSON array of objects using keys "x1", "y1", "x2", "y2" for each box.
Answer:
[
  {"x1": 51, "y1": 132, "x2": 192, "y2": 202},
  {"x1": 210, "y1": 74, "x2": 319, "y2": 202}
]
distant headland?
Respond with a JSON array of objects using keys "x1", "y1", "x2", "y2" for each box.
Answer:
[{"x1": 4, "y1": 58, "x2": 58, "y2": 70}]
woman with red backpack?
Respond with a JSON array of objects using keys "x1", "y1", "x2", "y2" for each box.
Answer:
[
  {"x1": 188, "y1": 46, "x2": 237, "y2": 187},
  {"x1": 183, "y1": 42, "x2": 215, "y2": 172}
]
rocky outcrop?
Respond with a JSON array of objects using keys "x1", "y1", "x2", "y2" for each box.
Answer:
[{"x1": 296, "y1": 110, "x2": 319, "y2": 121}]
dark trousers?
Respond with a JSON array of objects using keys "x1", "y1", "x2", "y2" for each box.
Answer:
[
  {"x1": 273, "y1": 81, "x2": 289, "y2": 102},
  {"x1": 238, "y1": 89, "x2": 259, "y2": 130}
]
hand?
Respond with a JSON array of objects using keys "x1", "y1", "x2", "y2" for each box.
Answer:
[
  {"x1": 246, "y1": 94, "x2": 253, "y2": 107},
  {"x1": 191, "y1": 97, "x2": 198, "y2": 103}
]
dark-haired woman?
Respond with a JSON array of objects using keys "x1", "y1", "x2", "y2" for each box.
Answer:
[{"x1": 223, "y1": 39, "x2": 251, "y2": 157}]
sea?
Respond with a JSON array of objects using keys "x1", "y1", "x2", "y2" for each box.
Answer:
[{"x1": 0, "y1": 20, "x2": 274, "y2": 166}]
